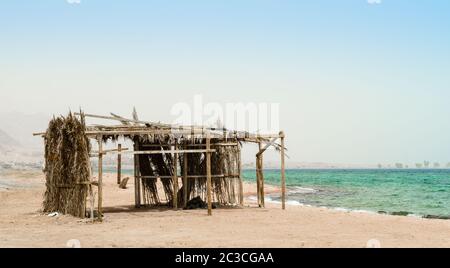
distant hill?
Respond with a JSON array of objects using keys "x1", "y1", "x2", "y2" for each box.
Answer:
[
  {"x1": 0, "y1": 129, "x2": 21, "y2": 149},
  {"x1": 0, "y1": 112, "x2": 50, "y2": 149},
  {"x1": 0, "y1": 127, "x2": 43, "y2": 166},
  {"x1": 242, "y1": 161, "x2": 377, "y2": 169}
]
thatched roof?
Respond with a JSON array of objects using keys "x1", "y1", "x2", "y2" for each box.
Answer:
[{"x1": 74, "y1": 112, "x2": 284, "y2": 150}]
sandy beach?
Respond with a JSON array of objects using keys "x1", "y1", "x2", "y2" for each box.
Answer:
[{"x1": 0, "y1": 170, "x2": 449, "y2": 248}]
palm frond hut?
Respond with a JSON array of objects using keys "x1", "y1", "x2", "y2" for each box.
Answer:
[{"x1": 34, "y1": 110, "x2": 287, "y2": 221}]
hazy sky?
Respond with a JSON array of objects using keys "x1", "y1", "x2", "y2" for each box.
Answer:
[{"x1": 1, "y1": 0, "x2": 450, "y2": 164}]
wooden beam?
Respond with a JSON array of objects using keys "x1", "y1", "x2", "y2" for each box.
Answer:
[
  {"x1": 138, "y1": 174, "x2": 239, "y2": 179},
  {"x1": 134, "y1": 142, "x2": 141, "y2": 208},
  {"x1": 206, "y1": 133, "x2": 212, "y2": 216},
  {"x1": 183, "y1": 152, "x2": 188, "y2": 208},
  {"x1": 87, "y1": 153, "x2": 95, "y2": 222},
  {"x1": 85, "y1": 130, "x2": 202, "y2": 136},
  {"x1": 76, "y1": 112, "x2": 253, "y2": 135},
  {"x1": 117, "y1": 144, "x2": 122, "y2": 185},
  {"x1": 259, "y1": 141, "x2": 265, "y2": 208},
  {"x1": 91, "y1": 147, "x2": 129, "y2": 154},
  {"x1": 110, "y1": 113, "x2": 131, "y2": 125},
  {"x1": 184, "y1": 142, "x2": 239, "y2": 147},
  {"x1": 142, "y1": 142, "x2": 238, "y2": 148},
  {"x1": 280, "y1": 131, "x2": 286, "y2": 210},
  {"x1": 256, "y1": 137, "x2": 279, "y2": 157},
  {"x1": 99, "y1": 149, "x2": 216, "y2": 155},
  {"x1": 256, "y1": 144, "x2": 261, "y2": 207},
  {"x1": 75, "y1": 112, "x2": 172, "y2": 128},
  {"x1": 238, "y1": 143, "x2": 244, "y2": 206},
  {"x1": 173, "y1": 146, "x2": 179, "y2": 210},
  {"x1": 78, "y1": 111, "x2": 237, "y2": 134},
  {"x1": 97, "y1": 137, "x2": 103, "y2": 221},
  {"x1": 33, "y1": 129, "x2": 283, "y2": 143}
]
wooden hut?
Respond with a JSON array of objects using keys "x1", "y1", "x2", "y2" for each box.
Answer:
[{"x1": 34, "y1": 111, "x2": 287, "y2": 221}]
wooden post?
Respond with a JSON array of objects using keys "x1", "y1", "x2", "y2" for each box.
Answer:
[
  {"x1": 173, "y1": 145, "x2": 179, "y2": 210},
  {"x1": 238, "y1": 143, "x2": 244, "y2": 206},
  {"x1": 259, "y1": 141, "x2": 265, "y2": 208},
  {"x1": 280, "y1": 131, "x2": 286, "y2": 210},
  {"x1": 206, "y1": 133, "x2": 212, "y2": 216},
  {"x1": 117, "y1": 143, "x2": 122, "y2": 185},
  {"x1": 97, "y1": 137, "x2": 103, "y2": 221},
  {"x1": 183, "y1": 152, "x2": 188, "y2": 208},
  {"x1": 134, "y1": 142, "x2": 141, "y2": 208},
  {"x1": 256, "y1": 142, "x2": 261, "y2": 207}
]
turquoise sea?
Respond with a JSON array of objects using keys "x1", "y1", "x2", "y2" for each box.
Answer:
[
  {"x1": 99, "y1": 167, "x2": 450, "y2": 218},
  {"x1": 243, "y1": 169, "x2": 450, "y2": 218}
]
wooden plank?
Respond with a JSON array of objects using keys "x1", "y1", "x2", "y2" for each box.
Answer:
[
  {"x1": 97, "y1": 137, "x2": 103, "y2": 221},
  {"x1": 280, "y1": 131, "x2": 286, "y2": 210},
  {"x1": 206, "y1": 133, "x2": 212, "y2": 216}
]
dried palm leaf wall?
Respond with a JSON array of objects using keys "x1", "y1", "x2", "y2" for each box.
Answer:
[
  {"x1": 137, "y1": 138, "x2": 241, "y2": 207},
  {"x1": 138, "y1": 140, "x2": 174, "y2": 206},
  {"x1": 43, "y1": 113, "x2": 91, "y2": 218},
  {"x1": 210, "y1": 144, "x2": 240, "y2": 205}
]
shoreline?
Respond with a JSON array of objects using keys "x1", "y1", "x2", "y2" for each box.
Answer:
[
  {"x1": 1, "y1": 169, "x2": 449, "y2": 220},
  {"x1": 0, "y1": 171, "x2": 449, "y2": 247},
  {"x1": 242, "y1": 179, "x2": 450, "y2": 220}
]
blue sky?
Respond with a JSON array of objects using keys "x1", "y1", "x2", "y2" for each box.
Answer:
[{"x1": 1, "y1": 0, "x2": 450, "y2": 164}]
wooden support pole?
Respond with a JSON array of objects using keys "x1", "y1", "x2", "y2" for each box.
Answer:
[
  {"x1": 238, "y1": 143, "x2": 244, "y2": 206},
  {"x1": 97, "y1": 137, "x2": 103, "y2": 221},
  {"x1": 280, "y1": 131, "x2": 286, "y2": 210},
  {"x1": 258, "y1": 141, "x2": 265, "y2": 208},
  {"x1": 117, "y1": 143, "x2": 122, "y2": 185},
  {"x1": 206, "y1": 133, "x2": 212, "y2": 216},
  {"x1": 134, "y1": 142, "x2": 141, "y2": 208},
  {"x1": 256, "y1": 144, "x2": 261, "y2": 207},
  {"x1": 86, "y1": 158, "x2": 95, "y2": 222},
  {"x1": 173, "y1": 146, "x2": 179, "y2": 210},
  {"x1": 183, "y1": 152, "x2": 188, "y2": 208}
]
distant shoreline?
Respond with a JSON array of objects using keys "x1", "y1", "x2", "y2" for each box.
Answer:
[{"x1": 1, "y1": 170, "x2": 449, "y2": 248}]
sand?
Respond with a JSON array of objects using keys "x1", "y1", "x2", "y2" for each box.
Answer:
[{"x1": 0, "y1": 170, "x2": 449, "y2": 248}]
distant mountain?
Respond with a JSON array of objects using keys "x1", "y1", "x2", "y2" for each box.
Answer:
[
  {"x1": 0, "y1": 113, "x2": 47, "y2": 165},
  {"x1": 242, "y1": 161, "x2": 376, "y2": 169},
  {"x1": 0, "y1": 112, "x2": 50, "y2": 150},
  {"x1": 0, "y1": 129, "x2": 21, "y2": 148}
]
